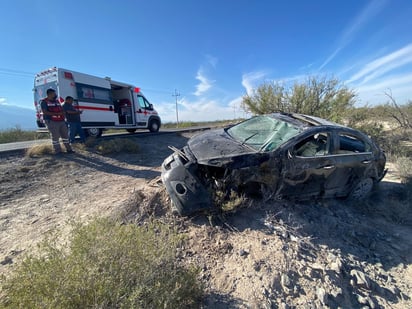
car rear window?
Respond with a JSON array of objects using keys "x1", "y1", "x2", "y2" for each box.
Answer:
[{"x1": 338, "y1": 133, "x2": 371, "y2": 153}]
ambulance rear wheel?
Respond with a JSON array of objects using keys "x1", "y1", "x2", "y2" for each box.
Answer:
[
  {"x1": 126, "y1": 129, "x2": 136, "y2": 133},
  {"x1": 148, "y1": 119, "x2": 160, "y2": 132},
  {"x1": 85, "y1": 128, "x2": 102, "y2": 138}
]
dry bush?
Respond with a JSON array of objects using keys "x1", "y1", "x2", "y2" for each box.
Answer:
[
  {"x1": 95, "y1": 138, "x2": 139, "y2": 155},
  {"x1": 25, "y1": 143, "x2": 54, "y2": 157}
]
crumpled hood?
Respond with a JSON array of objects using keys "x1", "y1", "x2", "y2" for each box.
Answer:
[{"x1": 187, "y1": 129, "x2": 254, "y2": 164}]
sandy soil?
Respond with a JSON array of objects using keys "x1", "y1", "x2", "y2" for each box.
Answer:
[{"x1": 0, "y1": 132, "x2": 411, "y2": 308}]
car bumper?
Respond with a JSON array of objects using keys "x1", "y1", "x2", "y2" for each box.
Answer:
[{"x1": 161, "y1": 152, "x2": 214, "y2": 216}]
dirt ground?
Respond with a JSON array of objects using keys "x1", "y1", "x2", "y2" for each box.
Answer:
[{"x1": 0, "y1": 132, "x2": 411, "y2": 308}]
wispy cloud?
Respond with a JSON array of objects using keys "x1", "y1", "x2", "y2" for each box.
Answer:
[
  {"x1": 205, "y1": 54, "x2": 218, "y2": 68},
  {"x1": 347, "y1": 43, "x2": 412, "y2": 84},
  {"x1": 354, "y1": 72, "x2": 412, "y2": 104},
  {"x1": 319, "y1": 0, "x2": 387, "y2": 70},
  {"x1": 193, "y1": 68, "x2": 214, "y2": 96},
  {"x1": 193, "y1": 55, "x2": 218, "y2": 96},
  {"x1": 0, "y1": 97, "x2": 6, "y2": 104},
  {"x1": 241, "y1": 71, "x2": 267, "y2": 95}
]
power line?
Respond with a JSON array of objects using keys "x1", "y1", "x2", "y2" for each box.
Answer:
[
  {"x1": 172, "y1": 89, "x2": 180, "y2": 128},
  {"x1": 0, "y1": 68, "x2": 35, "y2": 77}
]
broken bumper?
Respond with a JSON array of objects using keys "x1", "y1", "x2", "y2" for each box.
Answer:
[{"x1": 161, "y1": 152, "x2": 214, "y2": 216}]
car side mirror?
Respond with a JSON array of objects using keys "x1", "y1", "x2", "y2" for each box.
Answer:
[
  {"x1": 148, "y1": 103, "x2": 153, "y2": 110},
  {"x1": 287, "y1": 149, "x2": 294, "y2": 159}
]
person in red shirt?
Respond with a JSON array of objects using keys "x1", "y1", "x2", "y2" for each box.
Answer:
[{"x1": 40, "y1": 88, "x2": 73, "y2": 154}]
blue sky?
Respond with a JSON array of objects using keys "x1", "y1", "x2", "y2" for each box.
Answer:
[{"x1": 1, "y1": 0, "x2": 412, "y2": 125}]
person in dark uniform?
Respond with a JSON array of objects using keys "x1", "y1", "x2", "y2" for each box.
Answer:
[{"x1": 62, "y1": 96, "x2": 86, "y2": 143}]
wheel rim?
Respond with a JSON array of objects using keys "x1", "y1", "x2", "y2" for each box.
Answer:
[
  {"x1": 351, "y1": 178, "x2": 373, "y2": 200},
  {"x1": 87, "y1": 128, "x2": 100, "y2": 137},
  {"x1": 151, "y1": 121, "x2": 159, "y2": 131}
]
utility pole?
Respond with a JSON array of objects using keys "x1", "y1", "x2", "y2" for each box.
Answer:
[{"x1": 172, "y1": 89, "x2": 180, "y2": 128}]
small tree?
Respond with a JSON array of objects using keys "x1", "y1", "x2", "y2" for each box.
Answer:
[
  {"x1": 242, "y1": 76, "x2": 356, "y2": 122},
  {"x1": 384, "y1": 90, "x2": 412, "y2": 129}
]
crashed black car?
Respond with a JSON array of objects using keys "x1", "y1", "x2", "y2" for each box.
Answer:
[{"x1": 161, "y1": 113, "x2": 386, "y2": 216}]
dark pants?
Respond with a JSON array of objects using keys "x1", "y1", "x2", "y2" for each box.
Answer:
[
  {"x1": 45, "y1": 120, "x2": 72, "y2": 153},
  {"x1": 67, "y1": 122, "x2": 86, "y2": 143}
]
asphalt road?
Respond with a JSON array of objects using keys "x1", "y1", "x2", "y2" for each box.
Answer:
[{"x1": 0, "y1": 126, "x2": 211, "y2": 156}]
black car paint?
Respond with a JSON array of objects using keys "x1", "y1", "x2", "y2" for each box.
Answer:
[{"x1": 161, "y1": 114, "x2": 386, "y2": 216}]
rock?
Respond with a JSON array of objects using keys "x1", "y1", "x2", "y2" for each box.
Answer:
[
  {"x1": 1, "y1": 256, "x2": 13, "y2": 265},
  {"x1": 316, "y1": 287, "x2": 326, "y2": 304},
  {"x1": 350, "y1": 269, "x2": 370, "y2": 290},
  {"x1": 239, "y1": 249, "x2": 249, "y2": 257},
  {"x1": 356, "y1": 294, "x2": 368, "y2": 305},
  {"x1": 330, "y1": 257, "x2": 343, "y2": 273},
  {"x1": 281, "y1": 273, "x2": 291, "y2": 294}
]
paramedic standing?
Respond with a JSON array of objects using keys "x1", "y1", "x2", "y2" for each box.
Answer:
[
  {"x1": 40, "y1": 88, "x2": 74, "y2": 154},
  {"x1": 62, "y1": 96, "x2": 86, "y2": 143}
]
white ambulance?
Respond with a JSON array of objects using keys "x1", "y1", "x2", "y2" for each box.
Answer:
[{"x1": 34, "y1": 67, "x2": 161, "y2": 137}]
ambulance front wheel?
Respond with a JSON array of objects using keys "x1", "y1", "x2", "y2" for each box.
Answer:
[
  {"x1": 84, "y1": 128, "x2": 102, "y2": 138},
  {"x1": 148, "y1": 119, "x2": 160, "y2": 132}
]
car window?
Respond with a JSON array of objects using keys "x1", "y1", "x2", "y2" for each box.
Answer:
[
  {"x1": 294, "y1": 133, "x2": 330, "y2": 157},
  {"x1": 338, "y1": 133, "x2": 371, "y2": 154},
  {"x1": 227, "y1": 115, "x2": 301, "y2": 151}
]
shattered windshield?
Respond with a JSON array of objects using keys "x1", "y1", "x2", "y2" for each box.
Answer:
[{"x1": 226, "y1": 115, "x2": 301, "y2": 151}]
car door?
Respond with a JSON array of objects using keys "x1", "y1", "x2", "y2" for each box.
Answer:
[
  {"x1": 132, "y1": 93, "x2": 149, "y2": 126},
  {"x1": 324, "y1": 130, "x2": 375, "y2": 197},
  {"x1": 278, "y1": 131, "x2": 337, "y2": 199}
]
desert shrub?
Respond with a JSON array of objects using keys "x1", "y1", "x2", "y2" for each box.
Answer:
[
  {"x1": 396, "y1": 156, "x2": 412, "y2": 185},
  {"x1": 95, "y1": 138, "x2": 140, "y2": 154},
  {"x1": 242, "y1": 76, "x2": 355, "y2": 122},
  {"x1": 0, "y1": 219, "x2": 202, "y2": 308},
  {"x1": 380, "y1": 130, "x2": 412, "y2": 158},
  {"x1": 0, "y1": 126, "x2": 48, "y2": 144},
  {"x1": 25, "y1": 142, "x2": 55, "y2": 157}
]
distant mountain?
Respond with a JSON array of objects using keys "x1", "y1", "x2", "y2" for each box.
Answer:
[{"x1": 0, "y1": 105, "x2": 37, "y2": 131}]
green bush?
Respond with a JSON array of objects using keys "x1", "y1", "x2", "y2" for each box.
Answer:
[{"x1": 1, "y1": 219, "x2": 203, "y2": 308}]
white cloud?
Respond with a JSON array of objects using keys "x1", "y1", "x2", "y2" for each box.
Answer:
[
  {"x1": 347, "y1": 43, "x2": 412, "y2": 84},
  {"x1": 355, "y1": 72, "x2": 412, "y2": 105},
  {"x1": 241, "y1": 71, "x2": 267, "y2": 95},
  {"x1": 319, "y1": 0, "x2": 387, "y2": 70},
  {"x1": 193, "y1": 68, "x2": 214, "y2": 96},
  {"x1": 0, "y1": 97, "x2": 7, "y2": 104}
]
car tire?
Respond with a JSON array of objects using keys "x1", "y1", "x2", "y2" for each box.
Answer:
[
  {"x1": 148, "y1": 119, "x2": 160, "y2": 132},
  {"x1": 126, "y1": 129, "x2": 136, "y2": 133},
  {"x1": 348, "y1": 178, "x2": 374, "y2": 200},
  {"x1": 85, "y1": 128, "x2": 102, "y2": 138}
]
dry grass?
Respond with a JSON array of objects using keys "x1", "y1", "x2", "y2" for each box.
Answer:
[{"x1": 25, "y1": 143, "x2": 54, "y2": 157}]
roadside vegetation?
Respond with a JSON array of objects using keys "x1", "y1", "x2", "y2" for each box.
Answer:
[
  {"x1": 0, "y1": 219, "x2": 203, "y2": 308},
  {"x1": 0, "y1": 126, "x2": 48, "y2": 144},
  {"x1": 25, "y1": 137, "x2": 140, "y2": 157}
]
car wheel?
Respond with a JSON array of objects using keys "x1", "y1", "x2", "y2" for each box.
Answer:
[
  {"x1": 148, "y1": 119, "x2": 160, "y2": 132},
  {"x1": 85, "y1": 128, "x2": 102, "y2": 137},
  {"x1": 126, "y1": 129, "x2": 136, "y2": 133},
  {"x1": 348, "y1": 178, "x2": 373, "y2": 200}
]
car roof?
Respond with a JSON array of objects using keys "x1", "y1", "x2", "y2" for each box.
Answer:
[{"x1": 269, "y1": 112, "x2": 346, "y2": 129}]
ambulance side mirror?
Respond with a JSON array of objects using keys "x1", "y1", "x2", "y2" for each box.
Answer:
[{"x1": 148, "y1": 103, "x2": 153, "y2": 110}]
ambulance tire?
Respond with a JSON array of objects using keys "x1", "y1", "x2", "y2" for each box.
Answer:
[
  {"x1": 126, "y1": 129, "x2": 137, "y2": 133},
  {"x1": 148, "y1": 119, "x2": 160, "y2": 132},
  {"x1": 85, "y1": 128, "x2": 102, "y2": 138}
]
